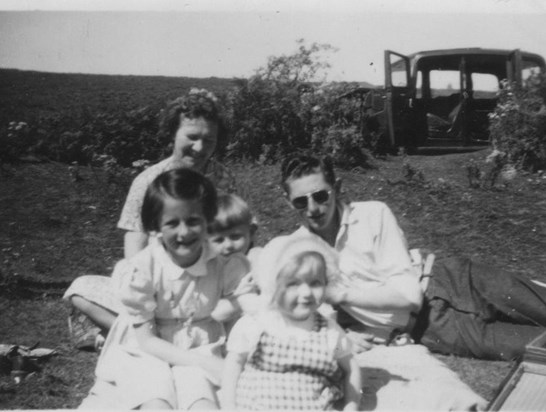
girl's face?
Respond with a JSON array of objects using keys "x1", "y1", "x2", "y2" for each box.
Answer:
[
  {"x1": 159, "y1": 195, "x2": 208, "y2": 267},
  {"x1": 173, "y1": 116, "x2": 218, "y2": 171},
  {"x1": 208, "y1": 224, "x2": 253, "y2": 257},
  {"x1": 276, "y1": 261, "x2": 326, "y2": 322}
]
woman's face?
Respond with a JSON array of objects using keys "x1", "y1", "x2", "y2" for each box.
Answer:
[{"x1": 173, "y1": 116, "x2": 218, "y2": 171}]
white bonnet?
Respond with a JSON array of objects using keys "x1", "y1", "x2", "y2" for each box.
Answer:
[{"x1": 252, "y1": 233, "x2": 339, "y2": 303}]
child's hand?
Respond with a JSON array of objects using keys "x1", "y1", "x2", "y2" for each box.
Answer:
[
  {"x1": 188, "y1": 344, "x2": 225, "y2": 386},
  {"x1": 345, "y1": 330, "x2": 375, "y2": 353},
  {"x1": 343, "y1": 402, "x2": 359, "y2": 411},
  {"x1": 189, "y1": 338, "x2": 226, "y2": 358}
]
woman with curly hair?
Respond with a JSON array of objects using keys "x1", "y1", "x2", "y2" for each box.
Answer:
[{"x1": 64, "y1": 89, "x2": 238, "y2": 351}]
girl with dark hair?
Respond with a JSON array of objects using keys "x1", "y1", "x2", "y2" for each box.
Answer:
[
  {"x1": 81, "y1": 169, "x2": 248, "y2": 410},
  {"x1": 64, "y1": 88, "x2": 238, "y2": 350}
]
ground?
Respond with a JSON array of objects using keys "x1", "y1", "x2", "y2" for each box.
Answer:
[{"x1": 1, "y1": 150, "x2": 545, "y2": 409}]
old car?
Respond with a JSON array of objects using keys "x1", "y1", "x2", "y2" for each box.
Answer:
[{"x1": 347, "y1": 48, "x2": 545, "y2": 152}]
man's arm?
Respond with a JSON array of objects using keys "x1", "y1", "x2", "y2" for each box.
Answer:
[
  {"x1": 326, "y1": 282, "x2": 421, "y2": 312},
  {"x1": 326, "y1": 202, "x2": 423, "y2": 312}
]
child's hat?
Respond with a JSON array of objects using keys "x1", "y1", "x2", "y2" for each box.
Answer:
[{"x1": 253, "y1": 232, "x2": 339, "y2": 302}]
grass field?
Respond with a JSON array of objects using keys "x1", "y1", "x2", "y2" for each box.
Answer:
[
  {"x1": 0, "y1": 68, "x2": 235, "y2": 127},
  {"x1": 1, "y1": 149, "x2": 546, "y2": 408},
  {"x1": 1, "y1": 68, "x2": 546, "y2": 409}
]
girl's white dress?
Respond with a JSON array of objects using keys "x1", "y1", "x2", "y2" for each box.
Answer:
[{"x1": 80, "y1": 241, "x2": 249, "y2": 409}]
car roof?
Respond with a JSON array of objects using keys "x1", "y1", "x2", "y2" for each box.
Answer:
[
  {"x1": 407, "y1": 47, "x2": 542, "y2": 59},
  {"x1": 406, "y1": 48, "x2": 545, "y2": 73}
]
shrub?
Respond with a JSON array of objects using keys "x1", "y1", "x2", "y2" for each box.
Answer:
[
  {"x1": 226, "y1": 41, "x2": 373, "y2": 168},
  {"x1": 226, "y1": 40, "x2": 337, "y2": 163},
  {"x1": 311, "y1": 125, "x2": 373, "y2": 168},
  {"x1": 90, "y1": 106, "x2": 165, "y2": 167},
  {"x1": 489, "y1": 73, "x2": 546, "y2": 172},
  {"x1": 0, "y1": 122, "x2": 32, "y2": 164},
  {"x1": 2, "y1": 105, "x2": 165, "y2": 168}
]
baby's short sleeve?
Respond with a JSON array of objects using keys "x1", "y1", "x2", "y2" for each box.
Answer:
[
  {"x1": 226, "y1": 315, "x2": 262, "y2": 355},
  {"x1": 118, "y1": 261, "x2": 157, "y2": 325},
  {"x1": 220, "y1": 254, "x2": 250, "y2": 299}
]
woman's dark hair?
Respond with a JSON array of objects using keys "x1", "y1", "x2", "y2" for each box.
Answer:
[
  {"x1": 280, "y1": 154, "x2": 336, "y2": 193},
  {"x1": 141, "y1": 168, "x2": 218, "y2": 232},
  {"x1": 158, "y1": 89, "x2": 227, "y2": 150}
]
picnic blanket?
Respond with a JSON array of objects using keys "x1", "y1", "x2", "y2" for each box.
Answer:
[{"x1": 356, "y1": 343, "x2": 486, "y2": 411}]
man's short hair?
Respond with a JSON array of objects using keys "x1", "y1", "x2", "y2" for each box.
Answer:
[{"x1": 280, "y1": 154, "x2": 336, "y2": 193}]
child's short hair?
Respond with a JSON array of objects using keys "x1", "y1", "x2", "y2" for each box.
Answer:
[
  {"x1": 207, "y1": 193, "x2": 254, "y2": 234},
  {"x1": 141, "y1": 168, "x2": 217, "y2": 232},
  {"x1": 271, "y1": 251, "x2": 328, "y2": 308}
]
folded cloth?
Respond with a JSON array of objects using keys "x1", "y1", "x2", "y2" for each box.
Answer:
[
  {"x1": 356, "y1": 343, "x2": 486, "y2": 411},
  {"x1": 0, "y1": 343, "x2": 58, "y2": 382}
]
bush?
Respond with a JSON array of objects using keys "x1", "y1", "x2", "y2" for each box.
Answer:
[
  {"x1": 311, "y1": 125, "x2": 373, "y2": 168},
  {"x1": 226, "y1": 40, "x2": 336, "y2": 163},
  {"x1": 0, "y1": 122, "x2": 32, "y2": 164},
  {"x1": 1, "y1": 105, "x2": 165, "y2": 168},
  {"x1": 1, "y1": 42, "x2": 376, "y2": 170},
  {"x1": 306, "y1": 83, "x2": 375, "y2": 168},
  {"x1": 489, "y1": 72, "x2": 546, "y2": 172},
  {"x1": 226, "y1": 40, "x2": 372, "y2": 168}
]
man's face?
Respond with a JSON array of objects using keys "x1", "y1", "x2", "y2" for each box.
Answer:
[{"x1": 285, "y1": 172, "x2": 338, "y2": 234}]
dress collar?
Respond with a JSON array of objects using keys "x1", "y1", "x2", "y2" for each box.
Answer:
[{"x1": 152, "y1": 241, "x2": 214, "y2": 280}]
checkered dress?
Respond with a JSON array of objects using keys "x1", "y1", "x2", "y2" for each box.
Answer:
[{"x1": 235, "y1": 314, "x2": 344, "y2": 410}]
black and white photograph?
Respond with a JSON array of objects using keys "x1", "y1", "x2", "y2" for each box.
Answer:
[{"x1": 1, "y1": 0, "x2": 546, "y2": 409}]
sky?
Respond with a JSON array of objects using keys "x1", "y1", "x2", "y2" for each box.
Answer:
[{"x1": 1, "y1": 0, "x2": 546, "y2": 84}]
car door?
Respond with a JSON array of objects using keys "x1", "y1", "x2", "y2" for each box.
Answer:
[
  {"x1": 384, "y1": 50, "x2": 414, "y2": 148},
  {"x1": 507, "y1": 49, "x2": 522, "y2": 86}
]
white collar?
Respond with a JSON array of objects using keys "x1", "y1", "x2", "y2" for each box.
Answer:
[
  {"x1": 295, "y1": 201, "x2": 357, "y2": 239},
  {"x1": 152, "y1": 241, "x2": 214, "y2": 280}
]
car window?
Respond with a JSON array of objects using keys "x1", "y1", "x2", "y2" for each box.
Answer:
[
  {"x1": 472, "y1": 73, "x2": 499, "y2": 98},
  {"x1": 389, "y1": 54, "x2": 409, "y2": 87},
  {"x1": 522, "y1": 59, "x2": 543, "y2": 83},
  {"x1": 429, "y1": 70, "x2": 460, "y2": 98}
]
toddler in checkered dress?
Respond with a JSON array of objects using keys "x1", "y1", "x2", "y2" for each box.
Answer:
[{"x1": 222, "y1": 235, "x2": 362, "y2": 410}]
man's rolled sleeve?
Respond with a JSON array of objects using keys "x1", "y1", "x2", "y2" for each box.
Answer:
[{"x1": 374, "y1": 204, "x2": 423, "y2": 309}]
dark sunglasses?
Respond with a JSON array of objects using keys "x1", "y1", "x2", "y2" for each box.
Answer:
[{"x1": 291, "y1": 189, "x2": 332, "y2": 210}]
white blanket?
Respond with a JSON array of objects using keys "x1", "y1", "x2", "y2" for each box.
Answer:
[{"x1": 356, "y1": 344, "x2": 487, "y2": 411}]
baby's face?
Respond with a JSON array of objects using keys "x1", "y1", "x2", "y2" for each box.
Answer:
[{"x1": 208, "y1": 224, "x2": 253, "y2": 257}]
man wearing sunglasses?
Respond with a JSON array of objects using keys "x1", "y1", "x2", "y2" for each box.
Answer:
[
  {"x1": 280, "y1": 154, "x2": 423, "y2": 352},
  {"x1": 281, "y1": 154, "x2": 546, "y2": 362}
]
